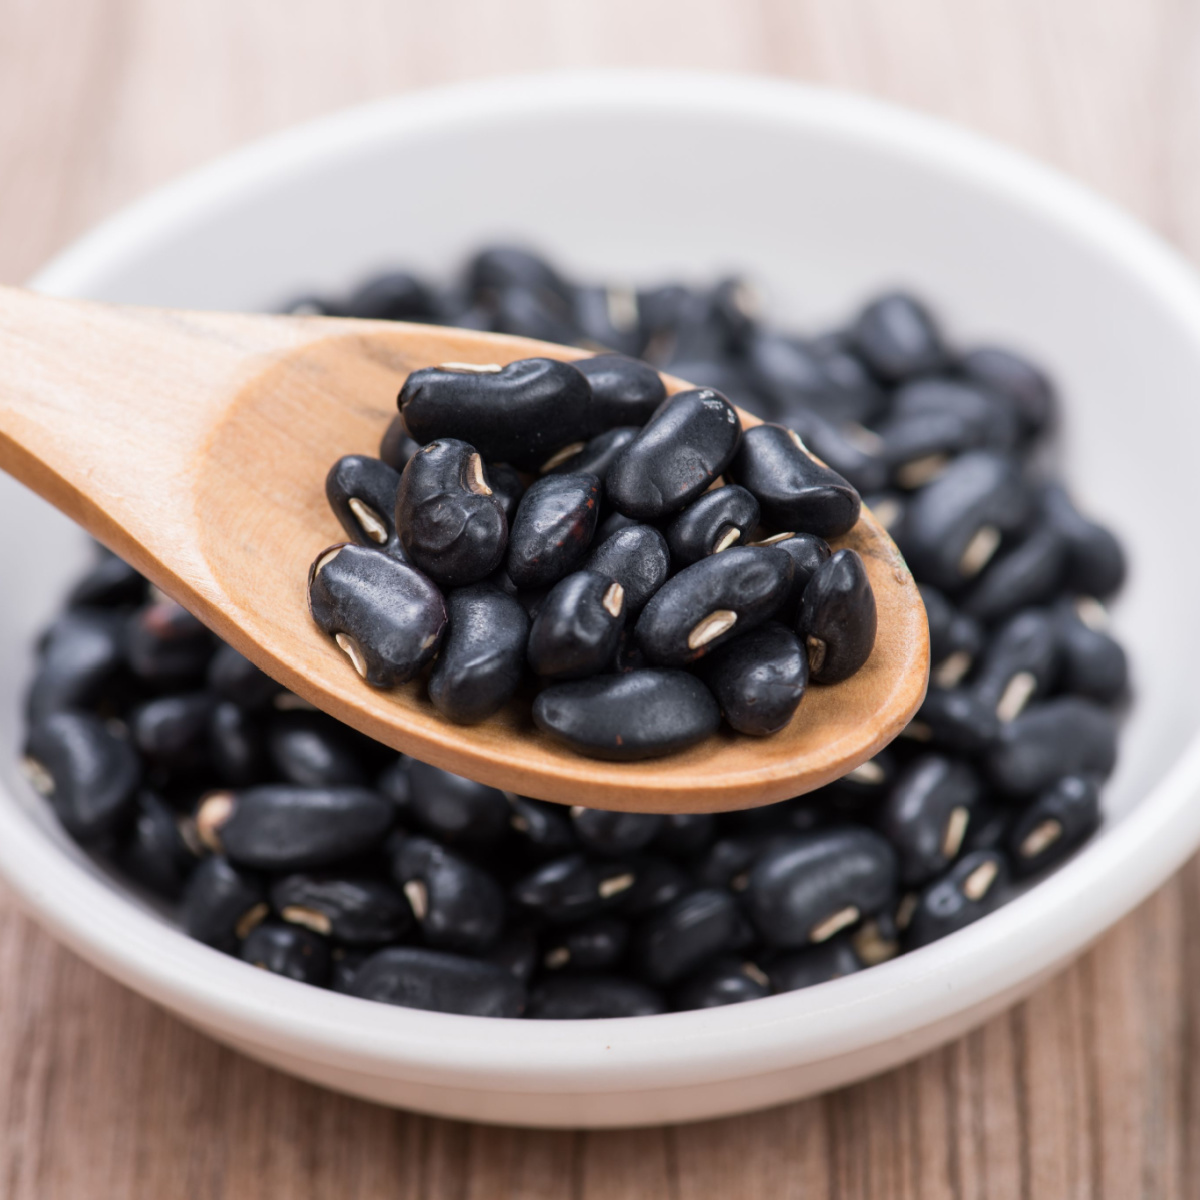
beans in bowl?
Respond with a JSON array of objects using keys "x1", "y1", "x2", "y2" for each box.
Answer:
[{"x1": 19, "y1": 246, "x2": 1127, "y2": 1018}]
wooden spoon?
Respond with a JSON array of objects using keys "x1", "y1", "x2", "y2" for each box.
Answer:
[{"x1": 0, "y1": 286, "x2": 928, "y2": 813}]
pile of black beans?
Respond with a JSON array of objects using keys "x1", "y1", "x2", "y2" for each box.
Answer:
[{"x1": 19, "y1": 246, "x2": 1127, "y2": 1019}]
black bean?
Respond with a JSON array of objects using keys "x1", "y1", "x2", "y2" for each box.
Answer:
[
  {"x1": 962, "y1": 800, "x2": 1014, "y2": 855},
  {"x1": 240, "y1": 920, "x2": 331, "y2": 986},
  {"x1": 376, "y1": 755, "x2": 412, "y2": 814},
  {"x1": 919, "y1": 585, "x2": 986, "y2": 689},
  {"x1": 970, "y1": 608, "x2": 1060, "y2": 721},
  {"x1": 1054, "y1": 600, "x2": 1128, "y2": 703},
  {"x1": 543, "y1": 917, "x2": 629, "y2": 971},
  {"x1": 506, "y1": 794, "x2": 577, "y2": 858},
  {"x1": 379, "y1": 415, "x2": 421, "y2": 472},
  {"x1": 399, "y1": 358, "x2": 592, "y2": 470},
  {"x1": 206, "y1": 644, "x2": 279, "y2": 710},
  {"x1": 905, "y1": 850, "x2": 1008, "y2": 949},
  {"x1": 780, "y1": 407, "x2": 889, "y2": 495},
  {"x1": 907, "y1": 687, "x2": 999, "y2": 754},
  {"x1": 673, "y1": 958, "x2": 771, "y2": 1009},
  {"x1": 824, "y1": 747, "x2": 901, "y2": 803},
  {"x1": 350, "y1": 946, "x2": 525, "y2": 1017},
  {"x1": 812, "y1": 343, "x2": 888, "y2": 426},
  {"x1": 484, "y1": 924, "x2": 541, "y2": 984},
  {"x1": 330, "y1": 948, "x2": 369, "y2": 993},
  {"x1": 391, "y1": 835, "x2": 506, "y2": 951},
  {"x1": 526, "y1": 974, "x2": 663, "y2": 1019},
  {"x1": 345, "y1": 270, "x2": 436, "y2": 321},
  {"x1": 325, "y1": 454, "x2": 403, "y2": 553},
  {"x1": 880, "y1": 755, "x2": 983, "y2": 886},
  {"x1": 546, "y1": 427, "x2": 639, "y2": 485},
  {"x1": 665, "y1": 485, "x2": 760, "y2": 566},
  {"x1": 959, "y1": 345, "x2": 1056, "y2": 440},
  {"x1": 864, "y1": 489, "x2": 906, "y2": 534},
  {"x1": 115, "y1": 790, "x2": 199, "y2": 900},
  {"x1": 583, "y1": 524, "x2": 671, "y2": 615},
  {"x1": 960, "y1": 522, "x2": 1066, "y2": 624},
  {"x1": 766, "y1": 936, "x2": 863, "y2": 992},
  {"x1": 26, "y1": 609, "x2": 126, "y2": 723},
  {"x1": 850, "y1": 291, "x2": 946, "y2": 382},
  {"x1": 506, "y1": 473, "x2": 602, "y2": 590},
  {"x1": 67, "y1": 551, "x2": 146, "y2": 609},
  {"x1": 693, "y1": 833, "x2": 791, "y2": 890},
  {"x1": 308, "y1": 543, "x2": 446, "y2": 687},
  {"x1": 572, "y1": 288, "x2": 644, "y2": 356},
  {"x1": 630, "y1": 888, "x2": 744, "y2": 986},
  {"x1": 699, "y1": 621, "x2": 808, "y2": 736},
  {"x1": 570, "y1": 808, "x2": 663, "y2": 857},
  {"x1": 131, "y1": 692, "x2": 214, "y2": 769},
  {"x1": 197, "y1": 785, "x2": 393, "y2": 870},
  {"x1": 271, "y1": 873, "x2": 412, "y2": 945},
  {"x1": 798, "y1": 549, "x2": 877, "y2": 684},
  {"x1": 428, "y1": 584, "x2": 528, "y2": 723},
  {"x1": 125, "y1": 601, "x2": 214, "y2": 690},
  {"x1": 512, "y1": 854, "x2": 639, "y2": 924},
  {"x1": 23, "y1": 711, "x2": 140, "y2": 843},
  {"x1": 606, "y1": 388, "x2": 742, "y2": 521},
  {"x1": 406, "y1": 761, "x2": 509, "y2": 845},
  {"x1": 483, "y1": 461, "x2": 526, "y2": 524},
  {"x1": 573, "y1": 353, "x2": 666, "y2": 430},
  {"x1": 1009, "y1": 775, "x2": 1101, "y2": 877},
  {"x1": 394, "y1": 438, "x2": 507, "y2": 587},
  {"x1": 209, "y1": 701, "x2": 265, "y2": 786},
  {"x1": 753, "y1": 531, "x2": 831, "y2": 624},
  {"x1": 533, "y1": 669, "x2": 720, "y2": 761},
  {"x1": 1040, "y1": 485, "x2": 1126, "y2": 598},
  {"x1": 746, "y1": 331, "x2": 884, "y2": 426},
  {"x1": 986, "y1": 698, "x2": 1117, "y2": 798},
  {"x1": 467, "y1": 245, "x2": 574, "y2": 306},
  {"x1": 653, "y1": 813, "x2": 717, "y2": 858},
  {"x1": 745, "y1": 829, "x2": 897, "y2": 949},
  {"x1": 264, "y1": 709, "x2": 366, "y2": 788},
  {"x1": 616, "y1": 856, "x2": 692, "y2": 916},
  {"x1": 182, "y1": 855, "x2": 268, "y2": 953},
  {"x1": 897, "y1": 451, "x2": 1031, "y2": 591},
  {"x1": 527, "y1": 571, "x2": 626, "y2": 682}
]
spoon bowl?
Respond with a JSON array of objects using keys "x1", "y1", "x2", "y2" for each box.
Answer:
[{"x1": 0, "y1": 287, "x2": 928, "y2": 810}]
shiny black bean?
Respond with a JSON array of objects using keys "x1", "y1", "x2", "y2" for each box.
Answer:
[
  {"x1": 131, "y1": 692, "x2": 213, "y2": 770},
  {"x1": 970, "y1": 608, "x2": 1060, "y2": 721},
  {"x1": 543, "y1": 917, "x2": 629, "y2": 971},
  {"x1": 673, "y1": 958, "x2": 771, "y2": 1009},
  {"x1": 1040, "y1": 485, "x2": 1126, "y2": 598},
  {"x1": 533, "y1": 669, "x2": 721, "y2": 760},
  {"x1": 666, "y1": 485, "x2": 760, "y2": 565},
  {"x1": 399, "y1": 358, "x2": 592, "y2": 470},
  {"x1": 264, "y1": 710, "x2": 366, "y2": 787},
  {"x1": 68, "y1": 551, "x2": 146, "y2": 609},
  {"x1": 606, "y1": 388, "x2": 742, "y2": 520},
  {"x1": 506, "y1": 794, "x2": 577, "y2": 859},
  {"x1": 527, "y1": 571, "x2": 626, "y2": 682},
  {"x1": 182, "y1": 855, "x2": 268, "y2": 952},
  {"x1": 653, "y1": 813, "x2": 717, "y2": 858},
  {"x1": 896, "y1": 451, "x2": 1031, "y2": 591},
  {"x1": 429, "y1": 584, "x2": 528, "y2": 723},
  {"x1": 115, "y1": 790, "x2": 198, "y2": 900},
  {"x1": 271, "y1": 873, "x2": 411, "y2": 945},
  {"x1": 960, "y1": 522, "x2": 1066, "y2": 624},
  {"x1": 573, "y1": 353, "x2": 666, "y2": 430},
  {"x1": 798, "y1": 549, "x2": 876, "y2": 684},
  {"x1": 307, "y1": 543, "x2": 446, "y2": 687},
  {"x1": 1054, "y1": 600, "x2": 1128, "y2": 703},
  {"x1": 1008, "y1": 775, "x2": 1100, "y2": 877},
  {"x1": 506, "y1": 473, "x2": 602, "y2": 590},
  {"x1": 570, "y1": 808, "x2": 663, "y2": 857},
  {"x1": 379, "y1": 415, "x2": 421, "y2": 472},
  {"x1": 583, "y1": 524, "x2": 670, "y2": 615},
  {"x1": 780, "y1": 407, "x2": 889, "y2": 495},
  {"x1": 699, "y1": 621, "x2": 808, "y2": 736},
  {"x1": 905, "y1": 850, "x2": 1008, "y2": 949},
  {"x1": 730, "y1": 423, "x2": 860, "y2": 539},
  {"x1": 547, "y1": 426, "x2": 639, "y2": 484},
  {"x1": 326, "y1": 454, "x2": 403, "y2": 552},
  {"x1": 394, "y1": 438, "x2": 507, "y2": 586},
  {"x1": 766, "y1": 936, "x2": 863, "y2": 992},
  {"x1": 125, "y1": 601, "x2": 214, "y2": 690},
  {"x1": 617, "y1": 856, "x2": 692, "y2": 916},
  {"x1": 485, "y1": 924, "x2": 541, "y2": 984},
  {"x1": 407, "y1": 761, "x2": 509, "y2": 845},
  {"x1": 745, "y1": 829, "x2": 897, "y2": 949},
  {"x1": 631, "y1": 888, "x2": 744, "y2": 986},
  {"x1": 526, "y1": 974, "x2": 663, "y2": 1019},
  {"x1": 209, "y1": 701, "x2": 265, "y2": 786},
  {"x1": 636, "y1": 546, "x2": 793, "y2": 666},
  {"x1": 197, "y1": 785, "x2": 393, "y2": 870},
  {"x1": 880, "y1": 755, "x2": 983, "y2": 885},
  {"x1": 206, "y1": 644, "x2": 279, "y2": 710},
  {"x1": 24, "y1": 711, "x2": 140, "y2": 843},
  {"x1": 959, "y1": 345, "x2": 1056, "y2": 440},
  {"x1": 752, "y1": 531, "x2": 831, "y2": 624},
  {"x1": 26, "y1": 609, "x2": 126, "y2": 722},
  {"x1": 512, "y1": 854, "x2": 639, "y2": 924},
  {"x1": 350, "y1": 946, "x2": 525, "y2": 1017},
  {"x1": 391, "y1": 835, "x2": 506, "y2": 951},
  {"x1": 907, "y1": 687, "x2": 999, "y2": 754},
  {"x1": 986, "y1": 698, "x2": 1117, "y2": 798},
  {"x1": 850, "y1": 291, "x2": 947, "y2": 382},
  {"x1": 240, "y1": 920, "x2": 331, "y2": 986}
]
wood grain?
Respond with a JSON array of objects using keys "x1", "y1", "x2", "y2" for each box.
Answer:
[{"x1": 1, "y1": 0, "x2": 1198, "y2": 1195}]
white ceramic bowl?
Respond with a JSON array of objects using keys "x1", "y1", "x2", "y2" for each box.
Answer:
[{"x1": 4, "y1": 71, "x2": 1200, "y2": 1129}]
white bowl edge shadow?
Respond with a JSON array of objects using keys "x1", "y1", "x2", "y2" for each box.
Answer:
[{"x1": 0, "y1": 69, "x2": 1197, "y2": 1126}]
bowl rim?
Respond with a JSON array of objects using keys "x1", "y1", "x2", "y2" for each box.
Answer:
[{"x1": 10, "y1": 68, "x2": 1200, "y2": 1090}]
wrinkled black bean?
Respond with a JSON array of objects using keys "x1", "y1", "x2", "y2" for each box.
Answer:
[
  {"x1": 1008, "y1": 775, "x2": 1101, "y2": 877},
  {"x1": 908, "y1": 687, "x2": 999, "y2": 754},
  {"x1": 24, "y1": 711, "x2": 140, "y2": 843},
  {"x1": 271, "y1": 873, "x2": 412, "y2": 945},
  {"x1": 399, "y1": 358, "x2": 593, "y2": 470},
  {"x1": 197, "y1": 785, "x2": 393, "y2": 870},
  {"x1": 429, "y1": 584, "x2": 528, "y2": 723},
  {"x1": 766, "y1": 936, "x2": 863, "y2": 992},
  {"x1": 798, "y1": 549, "x2": 877, "y2": 684},
  {"x1": 960, "y1": 522, "x2": 1066, "y2": 624},
  {"x1": 959, "y1": 345, "x2": 1056, "y2": 440},
  {"x1": 326, "y1": 454, "x2": 403, "y2": 552},
  {"x1": 571, "y1": 808, "x2": 663, "y2": 857},
  {"x1": 607, "y1": 388, "x2": 742, "y2": 520},
  {"x1": 850, "y1": 291, "x2": 946, "y2": 382},
  {"x1": 240, "y1": 920, "x2": 331, "y2": 986},
  {"x1": 699, "y1": 621, "x2": 808, "y2": 736},
  {"x1": 125, "y1": 601, "x2": 214, "y2": 690},
  {"x1": 986, "y1": 698, "x2": 1117, "y2": 798},
  {"x1": 209, "y1": 701, "x2": 265, "y2": 786},
  {"x1": 206, "y1": 644, "x2": 279, "y2": 710},
  {"x1": 131, "y1": 692, "x2": 214, "y2": 769},
  {"x1": 394, "y1": 438, "x2": 507, "y2": 587},
  {"x1": 970, "y1": 608, "x2": 1060, "y2": 721},
  {"x1": 665, "y1": 485, "x2": 760, "y2": 565},
  {"x1": 631, "y1": 888, "x2": 744, "y2": 986},
  {"x1": 526, "y1": 974, "x2": 663, "y2": 1019},
  {"x1": 506, "y1": 473, "x2": 602, "y2": 590},
  {"x1": 1040, "y1": 485, "x2": 1126, "y2": 598},
  {"x1": 674, "y1": 958, "x2": 771, "y2": 1009},
  {"x1": 407, "y1": 761, "x2": 509, "y2": 845},
  {"x1": 905, "y1": 850, "x2": 1008, "y2": 949},
  {"x1": 527, "y1": 571, "x2": 626, "y2": 682},
  {"x1": 350, "y1": 946, "x2": 525, "y2": 1017},
  {"x1": 390, "y1": 835, "x2": 505, "y2": 951},
  {"x1": 543, "y1": 917, "x2": 629, "y2": 971},
  {"x1": 583, "y1": 524, "x2": 671, "y2": 615},
  {"x1": 547, "y1": 426, "x2": 639, "y2": 483},
  {"x1": 379, "y1": 415, "x2": 421, "y2": 472},
  {"x1": 512, "y1": 854, "x2": 639, "y2": 924},
  {"x1": 745, "y1": 829, "x2": 897, "y2": 948},
  {"x1": 182, "y1": 855, "x2": 268, "y2": 953},
  {"x1": 26, "y1": 609, "x2": 126, "y2": 722},
  {"x1": 67, "y1": 550, "x2": 147, "y2": 609},
  {"x1": 506, "y1": 794, "x2": 577, "y2": 858},
  {"x1": 308, "y1": 543, "x2": 446, "y2": 687},
  {"x1": 573, "y1": 353, "x2": 666, "y2": 430},
  {"x1": 1054, "y1": 600, "x2": 1128, "y2": 703},
  {"x1": 533, "y1": 669, "x2": 720, "y2": 761},
  {"x1": 115, "y1": 790, "x2": 198, "y2": 900}
]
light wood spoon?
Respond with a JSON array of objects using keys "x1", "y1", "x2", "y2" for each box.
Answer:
[{"x1": 0, "y1": 287, "x2": 928, "y2": 813}]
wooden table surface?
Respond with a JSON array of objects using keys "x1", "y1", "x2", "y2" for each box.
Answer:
[{"x1": 2, "y1": 1, "x2": 1198, "y2": 1196}]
